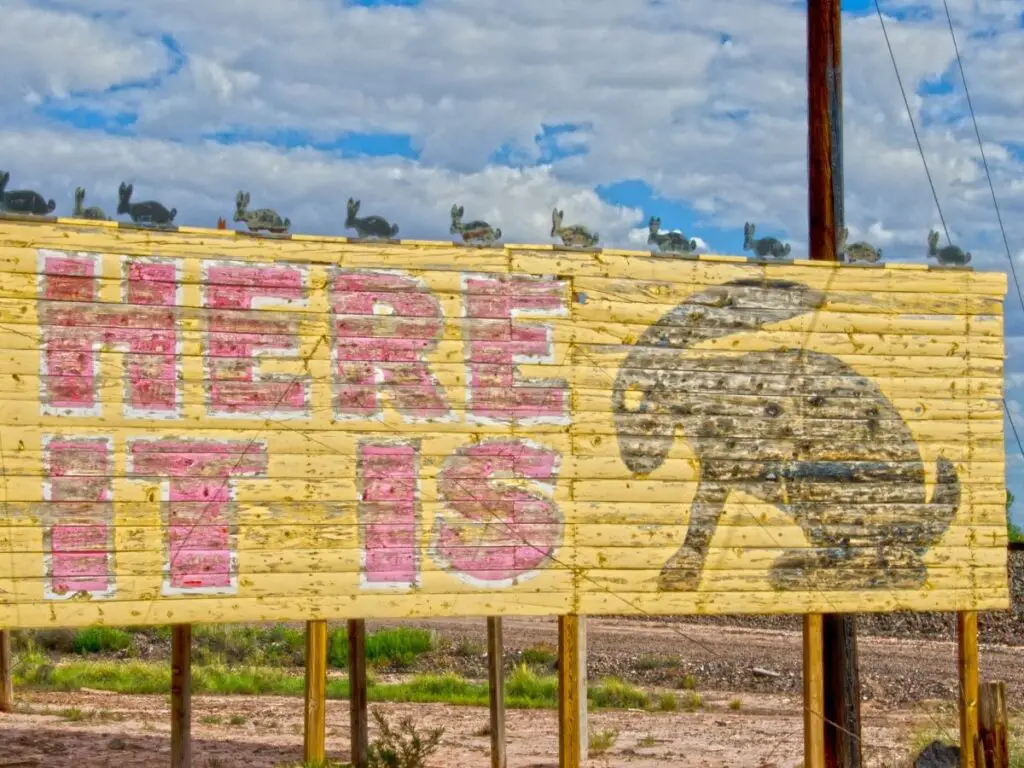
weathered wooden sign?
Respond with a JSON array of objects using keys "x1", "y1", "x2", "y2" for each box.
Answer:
[{"x1": 0, "y1": 219, "x2": 1009, "y2": 628}]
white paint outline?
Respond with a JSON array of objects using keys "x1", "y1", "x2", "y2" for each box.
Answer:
[
  {"x1": 120, "y1": 255, "x2": 185, "y2": 421},
  {"x1": 428, "y1": 437, "x2": 564, "y2": 590},
  {"x1": 201, "y1": 260, "x2": 313, "y2": 421},
  {"x1": 41, "y1": 433, "x2": 117, "y2": 601},
  {"x1": 36, "y1": 251, "x2": 186, "y2": 420},
  {"x1": 460, "y1": 273, "x2": 571, "y2": 427},
  {"x1": 329, "y1": 267, "x2": 457, "y2": 425},
  {"x1": 127, "y1": 436, "x2": 269, "y2": 597}
]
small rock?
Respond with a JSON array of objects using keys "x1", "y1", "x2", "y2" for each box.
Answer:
[
  {"x1": 752, "y1": 667, "x2": 782, "y2": 679},
  {"x1": 913, "y1": 740, "x2": 959, "y2": 768},
  {"x1": 108, "y1": 737, "x2": 127, "y2": 751}
]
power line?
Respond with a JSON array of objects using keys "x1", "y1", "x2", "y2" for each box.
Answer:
[
  {"x1": 939, "y1": 0, "x2": 1024, "y2": 312},
  {"x1": 872, "y1": 0, "x2": 952, "y2": 248}
]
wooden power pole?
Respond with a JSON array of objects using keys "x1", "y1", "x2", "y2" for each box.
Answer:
[{"x1": 807, "y1": 1, "x2": 864, "y2": 766}]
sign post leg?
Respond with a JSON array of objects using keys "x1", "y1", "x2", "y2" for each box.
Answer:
[
  {"x1": 170, "y1": 624, "x2": 192, "y2": 768},
  {"x1": 804, "y1": 615, "x2": 826, "y2": 768},
  {"x1": 957, "y1": 611, "x2": 980, "y2": 768},
  {"x1": 304, "y1": 619, "x2": 328, "y2": 765},
  {"x1": 348, "y1": 619, "x2": 369, "y2": 768},
  {"x1": 487, "y1": 617, "x2": 507, "y2": 768}
]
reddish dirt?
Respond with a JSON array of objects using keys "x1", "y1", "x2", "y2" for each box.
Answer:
[
  {"x1": 2, "y1": 690, "x2": 921, "y2": 767},
  {"x1": 0, "y1": 617, "x2": 1009, "y2": 767}
]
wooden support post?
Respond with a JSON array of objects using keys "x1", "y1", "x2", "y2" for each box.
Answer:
[
  {"x1": 978, "y1": 682, "x2": 1009, "y2": 768},
  {"x1": 170, "y1": 624, "x2": 192, "y2": 768},
  {"x1": 348, "y1": 619, "x2": 368, "y2": 768},
  {"x1": 304, "y1": 619, "x2": 328, "y2": 766},
  {"x1": 804, "y1": 615, "x2": 826, "y2": 768},
  {"x1": 957, "y1": 612, "x2": 980, "y2": 768},
  {"x1": 487, "y1": 618, "x2": 507, "y2": 768},
  {"x1": 0, "y1": 629, "x2": 12, "y2": 713},
  {"x1": 558, "y1": 615, "x2": 587, "y2": 768},
  {"x1": 808, "y1": 2, "x2": 863, "y2": 764}
]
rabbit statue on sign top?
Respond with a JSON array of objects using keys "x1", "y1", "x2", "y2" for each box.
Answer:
[
  {"x1": 647, "y1": 216, "x2": 696, "y2": 255},
  {"x1": 927, "y1": 230, "x2": 970, "y2": 266},
  {"x1": 551, "y1": 208, "x2": 598, "y2": 248},
  {"x1": 73, "y1": 187, "x2": 108, "y2": 221},
  {"x1": 234, "y1": 191, "x2": 290, "y2": 234},
  {"x1": 743, "y1": 222, "x2": 791, "y2": 259},
  {"x1": 345, "y1": 198, "x2": 399, "y2": 240},
  {"x1": 117, "y1": 182, "x2": 176, "y2": 226},
  {"x1": 837, "y1": 227, "x2": 882, "y2": 264},
  {"x1": 0, "y1": 171, "x2": 56, "y2": 215},
  {"x1": 450, "y1": 204, "x2": 501, "y2": 245}
]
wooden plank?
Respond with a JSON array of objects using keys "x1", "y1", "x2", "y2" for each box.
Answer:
[
  {"x1": 0, "y1": 220, "x2": 1007, "y2": 628},
  {"x1": 957, "y1": 611, "x2": 980, "y2": 768},
  {"x1": 170, "y1": 624, "x2": 192, "y2": 768},
  {"x1": 487, "y1": 617, "x2": 507, "y2": 768},
  {"x1": 0, "y1": 629, "x2": 11, "y2": 713},
  {"x1": 978, "y1": 681, "x2": 1009, "y2": 768},
  {"x1": 804, "y1": 614, "x2": 826, "y2": 768},
  {"x1": 303, "y1": 619, "x2": 328, "y2": 766},
  {"x1": 558, "y1": 614, "x2": 584, "y2": 768},
  {"x1": 349, "y1": 619, "x2": 369, "y2": 768}
]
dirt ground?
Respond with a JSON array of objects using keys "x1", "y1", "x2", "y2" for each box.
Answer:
[
  {"x1": 2, "y1": 689, "x2": 925, "y2": 768},
  {"x1": 2, "y1": 617, "x2": 1011, "y2": 767}
]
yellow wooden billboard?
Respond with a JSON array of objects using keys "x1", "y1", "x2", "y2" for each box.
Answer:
[{"x1": 0, "y1": 217, "x2": 1009, "y2": 628}]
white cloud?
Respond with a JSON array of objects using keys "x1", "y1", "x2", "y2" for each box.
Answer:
[
  {"x1": 0, "y1": 0, "x2": 170, "y2": 103},
  {"x1": 2, "y1": 0, "x2": 1023, "y2": 267},
  {"x1": 0, "y1": 127, "x2": 639, "y2": 243}
]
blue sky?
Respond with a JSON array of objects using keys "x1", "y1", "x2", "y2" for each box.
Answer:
[{"x1": 3, "y1": 0, "x2": 1024, "y2": 525}]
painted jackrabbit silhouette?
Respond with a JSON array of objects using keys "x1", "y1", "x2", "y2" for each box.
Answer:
[
  {"x1": 117, "y1": 183, "x2": 176, "y2": 226},
  {"x1": 73, "y1": 187, "x2": 107, "y2": 221},
  {"x1": 450, "y1": 204, "x2": 501, "y2": 245},
  {"x1": 235, "y1": 191, "x2": 290, "y2": 233},
  {"x1": 551, "y1": 208, "x2": 598, "y2": 248},
  {"x1": 0, "y1": 171, "x2": 56, "y2": 215},
  {"x1": 612, "y1": 279, "x2": 959, "y2": 593},
  {"x1": 927, "y1": 230, "x2": 970, "y2": 266},
  {"x1": 346, "y1": 198, "x2": 398, "y2": 239},
  {"x1": 647, "y1": 216, "x2": 696, "y2": 255},
  {"x1": 743, "y1": 222, "x2": 791, "y2": 259}
]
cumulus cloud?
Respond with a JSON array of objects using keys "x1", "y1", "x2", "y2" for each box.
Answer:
[{"x1": 2, "y1": 0, "x2": 1023, "y2": 265}]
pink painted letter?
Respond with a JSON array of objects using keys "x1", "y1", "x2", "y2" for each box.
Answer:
[
  {"x1": 38, "y1": 252, "x2": 179, "y2": 417},
  {"x1": 357, "y1": 440, "x2": 420, "y2": 588},
  {"x1": 434, "y1": 440, "x2": 562, "y2": 583},
  {"x1": 129, "y1": 439, "x2": 269, "y2": 594},
  {"x1": 43, "y1": 437, "x2": 114, "y2": 598},
  {"x1": 463, "y1": 275, "x2": 568, "y2": 423},
  {"x1": 204, "y1": 263, "x2": 309, "y2": 416},
  {"x1": 330, "y1": 270, "x2": 451, "y2": 420}
]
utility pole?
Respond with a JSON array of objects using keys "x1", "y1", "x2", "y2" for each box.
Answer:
[{"x1": 807, "y1": 0, "x2": 864, "y2": 766}]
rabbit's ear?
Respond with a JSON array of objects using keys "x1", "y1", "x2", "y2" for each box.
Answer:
[
  {"x1": 243, "y1": 192, "x2": 250, "y2": 206},
  {"x1": 236, "y1": 191, "x2": 244, "y2": 206}
]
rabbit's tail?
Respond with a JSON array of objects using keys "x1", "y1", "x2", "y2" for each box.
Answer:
[
  {"x1": 284, "y1": 218, "x2": 291, "y2": 228},
  {"x1": 494, "y1": 228, "x2": 502, "y2": 240},
  {"x1": 169, "y1": 208, "x2": 177, "y2": 222},
  {"x1": 390, "y1": 223, "x2": 399, "y2": 237},
  {"x1": 0, "y1": 172, "x2": 8, "y2": 196}
]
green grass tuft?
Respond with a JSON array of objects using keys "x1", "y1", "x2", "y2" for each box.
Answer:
[
  {"x1": 589, "y1": 728, "x2": 619, "y2": 755},
  {"x1": 72, "y1": 627, "x2": 133, "y2": 655},
  {"x1": 656, "y1": 692, "x2": 678, "y2": 712},
  {"x1": 520, "y1": 643, "x2": 557, "y2": 667},
  {"x1": 589, "y1": 677, "x2": 649, "y2": 710},
  {"x1": 328, "y1": 627, "x2": 435, "y2": 670}
]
